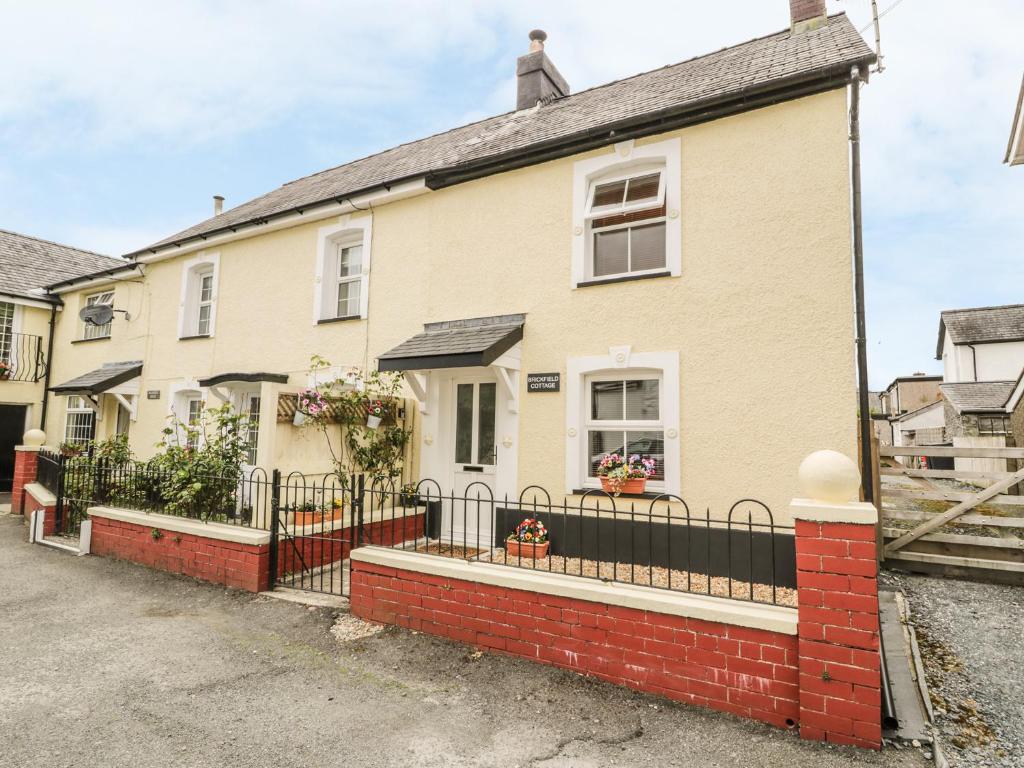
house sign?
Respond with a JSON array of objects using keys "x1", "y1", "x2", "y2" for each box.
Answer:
[
  {"x1": 526, "y1": 373, "x2": 560, "y2": 392},
  {"x1": 146, "y1": 390, "x2": 161, "y2": 400}
]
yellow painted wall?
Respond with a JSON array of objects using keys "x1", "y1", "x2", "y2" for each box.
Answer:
[{"x1": 45, "y1": 88, "x2": 856, "y2": 517}]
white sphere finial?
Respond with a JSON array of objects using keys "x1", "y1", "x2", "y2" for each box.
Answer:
[
  {"x1": 22, "y1": 429, "x2": 45, "y2": 447},
  {"x1": 798, "y1": 450, "x2": 861, "y2": 503}
]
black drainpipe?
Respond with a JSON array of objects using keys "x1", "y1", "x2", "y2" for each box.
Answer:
[
  {"x1": 967, "y1": 344, "x2": 979, "y2": 381},
  {"x1": 39, "y1": 303, "x2": 57, "y2": 432},
  {"x1": 851, "y1": 66, "x2": 875, "y2": 504}
]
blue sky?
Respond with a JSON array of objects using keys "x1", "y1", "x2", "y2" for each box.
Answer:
[{"x1": 1, "y1": 0, "x2": 1022, "y2": 390}]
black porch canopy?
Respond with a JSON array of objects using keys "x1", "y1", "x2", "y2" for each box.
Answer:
[
  {"x1": 377, "y1": 314, "x2": 524, "y2": 372},
  {"x1": 50, "y1": 360, "x2": 143, "y2": 396},
  {"x1": 197, "y1": 372, "x2": 290, "y2": 387}
]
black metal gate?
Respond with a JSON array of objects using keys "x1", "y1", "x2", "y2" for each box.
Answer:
[{"x1": 269, "y1": 472, "x2": 364, "y2": 597}]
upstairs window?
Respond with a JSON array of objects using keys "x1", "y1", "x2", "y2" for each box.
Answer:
[
  {"x1": 83, "y1": 291, "x2": 114, "y2": 340},
  {"x1": 196, "y1": 271, "x2": 214, "y2": 336},
  {"x1": 314, "y1": 217, "x2": 372, "y2": 323},
  {"x1": 178, "y1": 254, "x2": 219, "y2": 338},
  {"x1": 336, "y1": 243, "x2": 363, "y2": 319},
  {"x1": 585, "y1": 169, "x2": 667, "y2": 280},
  {"x1": 0, "y1": 301, "x2": 13, "y2": 363}
]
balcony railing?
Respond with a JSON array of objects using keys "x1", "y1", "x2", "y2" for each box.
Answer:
[{"x1": 0, "y1": 332, "x2": 46, "y2": 383}]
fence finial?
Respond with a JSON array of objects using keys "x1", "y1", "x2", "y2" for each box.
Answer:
[
  {"x1": 798, "y1": 450, "x2": 861, "y2": 504},
  {"x1": 21, "y1": 428, "x2": 45, "y2": 447}
]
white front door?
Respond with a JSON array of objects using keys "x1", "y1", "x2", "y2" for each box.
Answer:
[{"x1": 447, "y1": 377, "x2": 497, "y2": 547}]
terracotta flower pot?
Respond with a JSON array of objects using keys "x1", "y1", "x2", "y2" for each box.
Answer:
[
  {"x1": 599, "y1": 477, "x2": 647, "y2": 495},
  {"x1": 506, "y1": 539, "x2": 549, "y2": 559},
  {"x1": 294, "y1": 507, "x2": 343, "y2": 526},
  {"x1": 0, "y1": 371, "x2": 9, "y2": 381}
]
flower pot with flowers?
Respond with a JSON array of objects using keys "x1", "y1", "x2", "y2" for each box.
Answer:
[
  {"x1": 365, "y1": 399, "x2": 385, "y2": 428},
  {"x1": 596, "y1": 453, "x2": 656, "y2": 495},
  {"x1": 506, "y1": 518, "x2": 549, "y2": 559},
  {"x1": 0, "y1": 360, "x2": 10, "y2": 380}
]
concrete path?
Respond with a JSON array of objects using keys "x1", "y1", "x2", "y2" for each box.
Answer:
[{"x1": 0, "y1": 515, "x2": 928, "y2": 768}]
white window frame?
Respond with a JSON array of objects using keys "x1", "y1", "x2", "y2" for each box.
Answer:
[
  {"x1": 583, "y1": 372, "x2": 665, "y2": 485},
  {"x1": 178, "y1": 252, "x2": 219, "y2": 339},
  {"x1": 571, "y1": 137, "x2": 681, "y2": 288},
  {"x1": 64, "y1": 396, "x2": 97, "y2": 446},
  {"x1": 313, "y1": 215, "x2": 372, "y2": 323},
  {"x1": 584, "y1": 167, "x2": 666, "y2": 219},
  {"x1": 83, "y1": 290, "x2": 115, "y2": 340},
  {"x1": 0, "y1": 301, "x2": 18, "y2": 368},
  {"x1": 566, "y1": 348, "x2": 680, "y2": 494},
  {"x1": 196, "y1": 269, "x2": 215, "y2": 336}
]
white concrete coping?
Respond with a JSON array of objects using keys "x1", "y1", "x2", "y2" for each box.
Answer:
[
  {"x1": 286, "y1": 502, "x2": 423, "y2": 537},
  {"x1": 15, "y1": 444, "x2": 43, "y2": 453},
  {"x1": 24, "y1": 483, "x2": 56, "y2": 506},
  {"x1": 351, "y1": 546, "x2": 797, "y2": 635},
  {"x1": 87, "y1": 506, "x2": 271, "y2": 546},
  {"x1": 790, "y1": 498, "x2": 878, "y2": 525}
]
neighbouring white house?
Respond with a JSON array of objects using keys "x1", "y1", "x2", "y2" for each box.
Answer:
[
  {"x1": 891, "y1": 399, "x2": 946, "y2": 451},
  {"x1": 937, "y1": 304, "x2": 1024, "y2": 385}
]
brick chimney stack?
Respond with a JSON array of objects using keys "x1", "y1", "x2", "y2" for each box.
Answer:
[{"x1": 790, "y1": 0, "x2": 828, "y2": 33}]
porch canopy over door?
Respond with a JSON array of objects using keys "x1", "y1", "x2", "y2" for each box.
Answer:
[
  {"x1": 377, "y1": 314, "x2": 524, "y2": 414},
  {"x1": 50, "y1": 360, "x2": 143, "y2": 420}
]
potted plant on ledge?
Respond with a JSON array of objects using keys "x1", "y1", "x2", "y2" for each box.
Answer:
[
  {"x1": 506, "y1": 518, "x2": 549, "y2": 559},
  {"x1": 0, "y1": 360, "x2": 11, "y2": 380},
  {"x1": 596, "y1": 453, "x2": 656, "y2": 495}
]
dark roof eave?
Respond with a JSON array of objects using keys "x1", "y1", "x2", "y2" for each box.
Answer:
[
  {"x1": 127, "y1": 52, "x2": 873, "y2": 260},
  {"x1": 0, "y1": 289, "x2": 61, "y2": 306},
  {"x1": 44, "y1": 263, "x2": 138, "y2": 292}
]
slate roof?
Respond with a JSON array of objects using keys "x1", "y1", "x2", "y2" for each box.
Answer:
[
  {"x1": 131, "y1": 13, "x2": 874, "y2": 257},
  {"x1": 378, "y1": 314, "x2": 525, "y2": 371},
  {"x1": 939, "y1": 381, "x2": 1016, "y2": 414},
  {"x1": 50, "y1": 361, "x2": 143, "y2": 395},
  {"x1": 936, "y1": 304, "x2": 1024, "y2": 358},
  {"x1": 0, "y1": 229, "x2": 126, "y2": 302}
]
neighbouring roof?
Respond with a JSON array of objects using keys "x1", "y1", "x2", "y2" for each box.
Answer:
[
  {"x1": 50, "y1": 361, "x2": 143, "y2": 396},
  {"x1": 0, "y1": 229, "x2": 126, "y2": 302},
  {"x1": 378, "y1": 314, "x2": 525, "y2": 371},
  {"x1": 891, "y1": 399, "x2": 944, "y2": 423},
  {"x1": 881, "y1": 374, "x2": 942, "y2": 394},
  {"x1": 939, "y1": 381, "x2": 1016, "y2": 414},
  {"x1": 1006, "y1": 73, "x2": 1024, "y2": 166},
  {"x1": 130, "y1": 14, "x2": 874, "y2": 257},
  {"x1": 936, "y1": 304, "x2": 1024, "y2": 359},
  {"x1": 197, "y1": 372, "x2": 290, "y2": 388}
]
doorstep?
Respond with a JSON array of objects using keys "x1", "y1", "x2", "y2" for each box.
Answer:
[{"x1": 260, "y1": 586, "x2": 349, "y2": 609}]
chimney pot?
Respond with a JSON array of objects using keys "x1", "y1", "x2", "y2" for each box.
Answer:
[
  {"x1": 789, "y1": 0, "x2": 827, "y2": 33},
  {"x1": 213, "y1": 195, "x2": 224, "y2": 216},
  {"x1": 516, "y1": 29, "x2": 569, "y2": 110}
]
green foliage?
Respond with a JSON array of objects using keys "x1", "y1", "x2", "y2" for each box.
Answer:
[
  {"x1": 146, "y1": 403, "x2": 253, "y2": 520},
  {"x1": 298, "y1": 357, "x2": 413, "y2": 484}
]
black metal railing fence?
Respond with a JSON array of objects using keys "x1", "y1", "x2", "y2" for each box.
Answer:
[{"x1": 0, "y1": 332, "x2": 46, "y2": 383}]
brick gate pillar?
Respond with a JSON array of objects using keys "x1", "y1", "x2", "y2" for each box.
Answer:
[
  {"x1": 11, "y1": 429, "x2": 46, "y2": 516},
  {"x1": 791, "y1": 450, "x2": 881, "y2": 750}
]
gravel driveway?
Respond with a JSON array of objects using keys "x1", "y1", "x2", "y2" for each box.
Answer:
[
  {"x1": 0, "y1": 515, "x2": 928, "y2": 768},
  {"x1": 884, "y1": 571, "x2": 1024, "y2": 768}
]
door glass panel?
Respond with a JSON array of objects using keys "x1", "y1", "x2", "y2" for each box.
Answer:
[
  {"x1": 476, "y1": 383, "x2": 496, "y2": 465},
  {"x1": 455, "y1": 383, "x2": 473, "y2": 464}
]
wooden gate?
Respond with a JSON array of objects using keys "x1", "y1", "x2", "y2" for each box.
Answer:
[{"x1": 877, "y1": 444, "x2": 1024, "y2": 583}]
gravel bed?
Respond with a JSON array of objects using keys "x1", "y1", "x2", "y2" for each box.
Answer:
[
  {"x1": 484, "y1": 548, "x2": 797, "y2": 607},
  {"x1": 883, "y1": 571, "x2": 1024, "y2": 767}
]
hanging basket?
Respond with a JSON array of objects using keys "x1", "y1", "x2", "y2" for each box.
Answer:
[{"x1": 366, "y1": 414, "x2": 382, "y2": 429}]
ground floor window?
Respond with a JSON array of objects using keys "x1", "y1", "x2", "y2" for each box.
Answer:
[
  {"x1": 64, "y1": 397, "x2": 96, "y2": 446},
  {"x1": 978, "y1": 415, "x2": 1010, "y2": 436},
  {"x1": 585, "y1": 375, "x2": 664, "y2": 482},
  {"x1": 566, "y1": 349, "x2": 680, "y2": 494}
]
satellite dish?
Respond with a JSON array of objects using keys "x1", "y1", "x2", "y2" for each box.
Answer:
[{"x1": 79, "y1": 304, "x2": 114, "y2": 326}]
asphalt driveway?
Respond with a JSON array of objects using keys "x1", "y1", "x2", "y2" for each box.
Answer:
[{"x1": 0, "y1": 515, "x2": 927, "y2": 768}]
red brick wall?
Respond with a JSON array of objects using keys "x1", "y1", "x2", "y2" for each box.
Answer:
[
  {"x1": 790, "y1": 0, "x2": 826, "y2": 24},
  {"x1": 11, "y1": 448, "x2": 38, "y2": 516},
  {"x1": 350, "y1": 561, "x2": 801, "y2": 729},
  {"x1": 90, "y1": 515, "x2": 270, "y2": 592},
  {"x1": 795, "y1": 520, "x2": 881, "y2": 749},
  {"x1": 23, "y1": 485, "x2": 56, "y2": 537}
]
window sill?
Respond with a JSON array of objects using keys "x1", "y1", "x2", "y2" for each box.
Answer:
[
  {"x1": 71, "y1": 336, "x2": 111, "y2": 344},
  {"x1": 317, "y1": 315, "x2": 363, "y2": 325},
  {"x1": 570, "y1": 487, "x2": 673, "y2": 501},
  {"x1": 178, "y1": 334, "x2": 212, "y2": 341},
  {"x1": 575, "y1": 271, "x2": 673, "y2": 289}
]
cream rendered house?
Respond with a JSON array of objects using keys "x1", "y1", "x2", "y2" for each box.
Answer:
[
  {"x1": 0, "y1": 230, "x2": 124, "y2": 492},
  {"x1": 45, "y1": 2, "x2": 876, "y2": 518}
]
